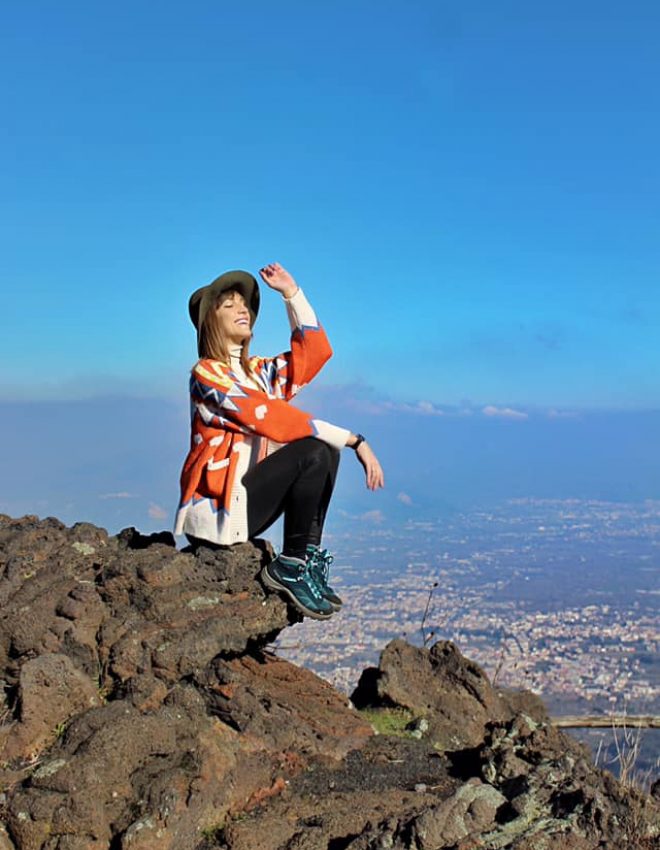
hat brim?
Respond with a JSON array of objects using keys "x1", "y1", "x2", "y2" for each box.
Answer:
[{"x1": 188, "y1": 270, "x2": 261, "y2": 332}]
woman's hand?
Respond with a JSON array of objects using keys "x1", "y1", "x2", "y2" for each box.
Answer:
[
  {"x1": 356, "y1": 441, "x2": 385, "y2": 491},
  {"x1": 259, "y1": 262, "x2": 299, "y2": 299}
]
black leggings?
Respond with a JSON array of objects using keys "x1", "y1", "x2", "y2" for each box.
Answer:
[{"x1": 242, "y1": 437, "x2": 340, "y2": 560}]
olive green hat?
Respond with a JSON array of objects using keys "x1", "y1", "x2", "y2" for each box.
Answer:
[{"x1": 188, "y1": 270, "x2": 261, "y2": 354}]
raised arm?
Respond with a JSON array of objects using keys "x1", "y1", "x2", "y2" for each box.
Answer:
[
  {"x1": 257, "y1": 263, "x2": 333, "y2": 399},
  {"x1": 256, "y1": 263, "x2": 384, "y2": 490}
]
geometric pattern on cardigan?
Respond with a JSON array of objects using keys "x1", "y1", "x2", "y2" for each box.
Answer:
[{"x1": 174, "y1": 288, "x2": 348, "y2": 545}]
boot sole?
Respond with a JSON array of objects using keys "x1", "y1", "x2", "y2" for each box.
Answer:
[{"x1": 260, "y1": 566, "x2": 334, "y2": 620}]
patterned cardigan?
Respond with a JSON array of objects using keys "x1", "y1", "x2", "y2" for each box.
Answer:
[{"x1": 173, "y1": 288, "x2": 350, "y2": 545}]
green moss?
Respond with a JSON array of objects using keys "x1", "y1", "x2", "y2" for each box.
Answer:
[
  {"x1": 200, "y1": 821, "x2": 225, "y2": 839},
  {"x1": 359, "y1": 706, "x2": 416, "y2": 737}
]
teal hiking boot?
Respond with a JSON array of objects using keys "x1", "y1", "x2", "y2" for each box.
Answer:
[
  {"x1": 306, "y1": 545, "x2": 343, "y2": 610},
  {"x1": 261, "y1": 553, "x2": 334, "y2": 620}
]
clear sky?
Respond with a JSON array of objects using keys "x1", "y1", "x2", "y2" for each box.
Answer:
[{"x1": 2, "y1": 0, "x2": 659, "y2": 412}]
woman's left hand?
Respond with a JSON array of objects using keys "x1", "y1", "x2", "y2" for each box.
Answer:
[
  {"x1": 356, "y1": 442, "x2": 385, "y2": 491},
  {"x1": 259, "y1": 263, "x2": 298, "y2": 298}
]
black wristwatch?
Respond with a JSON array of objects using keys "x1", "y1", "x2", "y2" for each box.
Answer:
[{"x1": 352, "y1": 433, "x2": 366, "y2": 452}]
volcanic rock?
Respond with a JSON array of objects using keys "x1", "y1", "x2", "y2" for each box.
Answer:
[
  {"x1": 0, "y1": 514, "x2": 657, "y2": 850},
  {"x1": 198, "y1": 651, "x2": 372, "y2": 759},
  {"x1": 351, "y1": 638, "x2": 549, "y2": 751}
]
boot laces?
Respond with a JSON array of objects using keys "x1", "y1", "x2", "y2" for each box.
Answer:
[
  {"x1": 308, "y1": 546, "x2": 334, "y2": 583},
  {"x1": 303, "y1": 561, "x2": 325, "y2": 598}
]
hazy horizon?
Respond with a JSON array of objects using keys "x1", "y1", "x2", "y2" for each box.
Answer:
[{"x1": 2, "y1": 393, "x2": 658, "y2": 536}]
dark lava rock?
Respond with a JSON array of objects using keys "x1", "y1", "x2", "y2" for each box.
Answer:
[
  {"x1": 0, "y1": 514, "x2": 657, "y2": 850},
  {"x1": 199, "y1": 650, "x2": 372, "y2": 760},
  {"x1": 351, "y1": 638, "x2": 545, "y2": 750},
  {"x1": 459, "y1": 712, "x2": 660, "y2": 849},
  {"x1": 0, "y1": 514, "x2": 297, "y2": 722},
  {"x1": 0, "y1": 515, "x2": 316, "y2": 849}
]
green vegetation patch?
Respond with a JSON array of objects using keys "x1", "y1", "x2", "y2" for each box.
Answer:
[
  {"x1": 359, "y1": 706, "x2": 416, "y2": 737},
  {"x1": 200, "y1": 821, "x2": 225, "y2": 840}
]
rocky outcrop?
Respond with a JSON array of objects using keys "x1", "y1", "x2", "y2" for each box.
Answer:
[
  {"x1": 223, "y1": 642, "x2": 656, "y2": 850},
  {"x1": 0, "y1": 515, "x2": 297, "y2": 729},
  {"x1": 351, "y1": 639, "x2": 550, "y2": 750},
  {"x1": 199, "y1": 652, "x2": 372, "y2": 760},
  {"x1": 0, "y1": 514, "x2": 372, "y2": 849},
  {"x1": 0, "y1": 514, "x2": 657, "y2": 850},
  {"x1": 463, "y1": 713, "x2": 656, "y2": 849}
]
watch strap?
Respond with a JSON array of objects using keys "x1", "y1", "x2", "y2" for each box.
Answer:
[{"x1": 352, "y1": 433, "x2": 366, "y2": 452}]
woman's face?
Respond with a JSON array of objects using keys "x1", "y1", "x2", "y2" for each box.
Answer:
[{"x1": 214, "y1": 289, "x2": 252, "y2": 344}]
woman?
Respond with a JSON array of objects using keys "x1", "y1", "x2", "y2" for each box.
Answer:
[{"x1": 174, "y1": 263, "x2": 384, "y2": 620}]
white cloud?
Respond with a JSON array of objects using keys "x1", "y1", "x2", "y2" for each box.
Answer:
[
  {"x1": 305, "y1": 384, "x2": 446, "y2": 417},
  {"x1": 482, "y1": 405, "x2": 528, "y2": 420},
  {"x1": 148, "y1": 503, "x2": 168, "y2": 520},
  {"x1": 337, "y1": 508, "x2": 386, "y2": 523},
  {"x1": 397, "y1": 491, "x2": 413, "y2": 505},
  {"x1": 297, "y1": 381, "x2": 581, "y2": 422},
  {"x1": 360, "y1": 509, "x2": 385, "y2": 524},
  {"x1": 365, "y1": 399, "x2": 445, "y2": 416},
  {"x1": 414, "y1": 400, "x2": 444, "y2": 416},
  {"x1": 98, "y1": 491, "x2": 138, "y2": 500}
]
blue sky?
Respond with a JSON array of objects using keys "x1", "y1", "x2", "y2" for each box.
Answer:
[
  {"x1": 2, "y1": 1, "x2": 658, "y2": 410},
  {"x1": 1, "y1": 3, "x2": 659, "y2": 532}
]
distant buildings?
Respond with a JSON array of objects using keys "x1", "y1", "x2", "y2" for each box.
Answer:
[{"x1": 278, "y1": 498, "x2": 659, "y2": 716}]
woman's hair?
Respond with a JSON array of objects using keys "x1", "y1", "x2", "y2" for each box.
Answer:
[{"x1": 198, "y1": 288, "x2": 254, "y2": 375}]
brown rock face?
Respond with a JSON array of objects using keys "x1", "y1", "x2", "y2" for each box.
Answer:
[
  {"x1": 0, "y1": 652, "x2": 101, "y2": 761},
  {"x1": 0, "y1": 514, "x2": 657, "y2": 850},
  {"x1": 350, "y1": 638, "x2": 541, "y2": 750},
  {"x1": 0, "y1": 514, "x2": 296, "y2": 712},
  {"x1": 0, "y1": 515, "x2": 372, "y2": 849},
  {"x1": 7, "y1": 688, "x2": 242, "y2": 850},
  {"x1": 200, "y1": 651, "x2": 372, "y2": 759}
]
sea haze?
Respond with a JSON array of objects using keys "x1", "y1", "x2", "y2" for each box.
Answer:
[{"x1": 1, "y1": 396, "x2": 658, "y2": 532}]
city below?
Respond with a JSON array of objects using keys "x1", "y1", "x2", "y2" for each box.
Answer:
[{"x1": 275, "y1": 498, "x2": 659, "y2": 769}]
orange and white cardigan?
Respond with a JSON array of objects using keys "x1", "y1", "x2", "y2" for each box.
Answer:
[{"x1": 174, "y1": 288, "x2": 350, "y2": 545}]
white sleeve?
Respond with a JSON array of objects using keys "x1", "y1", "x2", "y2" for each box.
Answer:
[
  {"x1": 283, "y1": 287, "x2": 319, "y2": 330},
  {"x1": 282, "y1": 289, "x2": 349, "y2": 448},
  {"x1": 312, "y1": 419, "x2": 351, "y2": 450}
]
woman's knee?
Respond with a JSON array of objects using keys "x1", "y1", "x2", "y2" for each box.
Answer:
[
  {"x1": 325, "y1": 443, "x2": 340, "y2": 472},
  {"x1": 297, "y1": 437, "x2": 339, "y2": 471}
]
